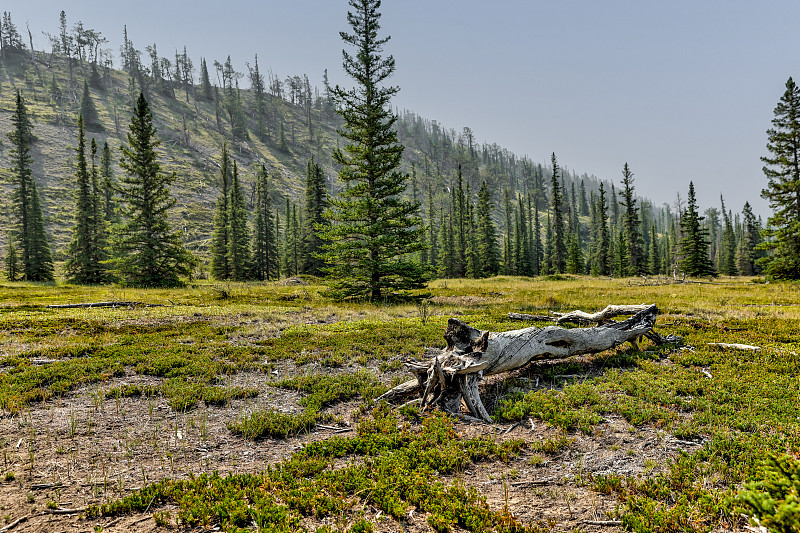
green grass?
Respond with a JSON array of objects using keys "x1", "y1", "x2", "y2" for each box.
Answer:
[
  {"x1": 88, "y1": 406, "x2": 545, "y2": 533},
  {"x1": 2, "y1": 276, "x2": 800, "y2": 531}
]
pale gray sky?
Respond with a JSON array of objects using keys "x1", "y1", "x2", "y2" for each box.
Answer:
[{"x1": 11, "y1": 1, "x2": 799, "y2": 217}]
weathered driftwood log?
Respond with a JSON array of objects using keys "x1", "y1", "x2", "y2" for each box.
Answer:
[
  {"x1": 508, "y1": 303, "x2": 652, "y2": 325},
  {"x1": 380, "y1": 304, "x2": 673, "y2": 423}
]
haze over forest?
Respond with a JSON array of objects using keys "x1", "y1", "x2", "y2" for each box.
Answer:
[{"x1": 7, "y1": 1, "x2": 793, "y2": 217}]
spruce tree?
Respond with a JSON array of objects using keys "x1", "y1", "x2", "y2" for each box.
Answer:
[
  {"x1": 210, "y1": 144, "x2": 231, "y2": 279},
  {"x1": 227, "y1": 161, "x2": 251, "y2": 280},
  {"x1": 8, "y1": 91, "x2": 54, "y2": 282},
  {"x1": 619, "y1": 162, "x2": 644, "y2": 275},
  {"x1": 549, "y1": 153, "x2": 566, "y2": 273},
  {"x1": 531, "y1": 202, "x2": 542, "y2": 276},
  {"x1": 320, "y1": 0, "x2": 426, "y2": 300},
  {"x1": 114, "y1": 93, "x2": 194, "y2": 287},
  {"x1": 678, "y1": 182, "x2": 716, "y2": 277},
  {"x1": 426, "y1": 186, "x2": 438, "y2": 271},
  {"x1": 719, "y1": 197, "x2": 737, "y2": 276},
  {"x1": 437, "y1": 211, "x2": 455, "y2": 278},
  {"x1": 476, "y1": 181, "x2": 500, "y2": 276},
  {"x1": 302, "y1": 157, "x2": 328, "y2": 276},
  {"x1": 648, "y1": 225, "x2": 660, "y2": 275},
  {"x1": 66, "y1": 116, "x2": 108, "y2": 284},
  {"x1": 80, "y1": 80, "x2": 103, "y2": 132},
  {"x1": 100, "y1": 141, "x2": 118, "y2": 224},
  {"x1": 760, "y1": 77, "x2": 800, "y2": 279},
  {"x1": 737, "y1": 201, "x2": 763, "y2": 275},
  {"x1": 199, "y1": 58, "x2": 213, "y2": 101},
  {"x1": 4, "y1": 242, "x2": 19, "y2": 281},
  {"x1": 251, "y1": 165, "x2": 278, "y2": 281},
  {"x1": 591, "y1": 183, "x2": 610, "y2": 276}
]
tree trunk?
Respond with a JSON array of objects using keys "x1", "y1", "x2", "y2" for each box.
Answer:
[{"x1": 379, "y1": 304, "x2": 675, "y2": 422}]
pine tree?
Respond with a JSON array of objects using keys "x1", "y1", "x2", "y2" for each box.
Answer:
[
  {"x1": 320, "y1": 0, "x2": 426, "y2": 300},
  {"x1": 249, "y1": 54, "x2": 269, "y2": 140},
  {"x1": 65, "y1": 116, "x2": 108, "y2": 284},
  {"x1": 549, "y1": 153, "x2": 566, "y2": 273},
  {"x1": 80, "y1": 80, "x2": 103, "y2": 132},
  {"x1": 100, "y1": 141, "x2": 118, "y2": 224},
  {"x1": 678, "y1": 181, "x2": 715, "y2": 277},
  {"x1": 543, "y1": 213, "x2": 553, "y2": 275},
  {"x1": 113, "y1": 93, "x2": 195, "y2": 287},
  {"x1": 302, "y1": 157, "x2": 328, "y2": 276},
  {"x1": 591, "y1": 183, "x2": 610, "y2": 276},
  {"x1": 760, "y1": 77, "x2": 800, "y2": 279},
  {"x1": 476, "y1": 181, "x2": 500, "y2": 276},
  {"x1": 210, "y1": 144, "x2": 231, "y2": 279},
  {"x1": 199, "y1": 58, "x2": 213, "y2": 101},
  {"x1": 737, "y1": 201, "x2": 763, "y2": 276},
  {"x1": 227, "y1": 161, "x2": 251, "y2": 280},
  {"x1": 648, "y1": 224, "x2": 660, "y2": 275},
  {"x1": 719, "y1": 196, "x2": 737, "y2": 276},
  {"x1": 4, "y1": 242, "x2": 20, "y2": 281},
  {"x1": 619, "y1": 162, "x2": 644, "y2": 275},
  {"x1": 437, "y1": 211, "x2": 455, "y2": 278},
  {"x1": 426, "y1": 185, "x2": 438, "y2": 271},
  {"x1": 531, "y1": 202, "x2": 542, "y2": 276},
  {"x1": 8, "y1": 91, "x2": 54, "y2": 282},
  {"x1": 251, "y1": 165, "x2": 278, "y2": 281}
]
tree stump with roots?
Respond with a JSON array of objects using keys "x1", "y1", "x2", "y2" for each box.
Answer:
[{"x1": 378, "y1": 304, "x2": 678, "y2": 422}]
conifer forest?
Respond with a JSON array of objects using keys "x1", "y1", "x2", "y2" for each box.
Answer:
[{"x1": 1, "y1": 2, "x2": 800, "y2": 532}]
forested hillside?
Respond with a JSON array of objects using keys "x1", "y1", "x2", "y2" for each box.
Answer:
[{"x1": 0, "y1": 12, "x2": 764, "y2": 279}]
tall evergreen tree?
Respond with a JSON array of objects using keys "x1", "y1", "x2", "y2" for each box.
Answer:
[
  {"x1": 80, "y1": 80, "x2": 103, "y2": 132},
  {"x1": 249, "y1": 54, "x2": 269, "y2": 140},
  {"x1": 227, "y1": 161, "x2": 251, "y2": 280},
  {"x1": 737, "y1": 201, "x2": 763, "y2": 276},
  {"x1": 114, "y1": 93, "x2": 194, "y2": 287},
  {"x1": 100, "y1": 141, "x2": 118, "y2": 224},
  {"x1": 199, "y1": 58, "x2": 213, "y2": 101},
  {"x1": 678, "y1": 182, "x2": 715, "y2": 277},
  {"x1": 65, "y1": 116, "x2": 108, "y2": 284},
  {"x1": 320, "y1": 0, "x2": 426, "y2": 300},
  {"x1": 719, "y1": 196, "x2": 737, "y2": 276},
  {"x1": 549, "y1": 153, "x2": 566, "y2": 273},
  {"x1": 210, "y1": 144, "x2": 231, "y2": 279},
  {"x1": 531, "y1": 201, "x2": 542, "y2": 276},
  {"x1": 648, "y1": 224, "x2": 660, "y2": 275},
  {"x1": 760, "y1": 77, "x2": 800, "y2": 279},
  {"x1": 251, "y1": 165, "x2": 278, "y2": 281},
  {"x1": 4, "y1": 243, "x2": 20, "y2": 281},
  {"x1": 476, "y1": 181, "x2": 500, "y2": 276},
  {"x1": 8, "y1": 91, "x2": 53, "y2": 282},
  {"x1": 302, "y1": 157, "x2": 328, "y2": 276},
  {"x1": 619, "y1": 162, "x2": 644, "y2": 275},
  {"x1": 591, "y1": 183, "x2": 610, "y2": 276}
]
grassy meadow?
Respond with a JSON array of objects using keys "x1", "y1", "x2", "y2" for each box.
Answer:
[{"x1": 0, "y1": 275, "x2": 799, "y2": 532}]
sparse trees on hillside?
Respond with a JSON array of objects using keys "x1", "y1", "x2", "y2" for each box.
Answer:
[
  {"x1": 320, "y1": 0, "x2": 427, "y2": 300},
  {"x1": 113, "y1": 93, "x2": 194, "y2": 287}
]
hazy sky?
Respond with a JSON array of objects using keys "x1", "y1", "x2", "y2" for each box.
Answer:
[{"x1": 10, "y1": 1, "x2": 799, "y2": 217}]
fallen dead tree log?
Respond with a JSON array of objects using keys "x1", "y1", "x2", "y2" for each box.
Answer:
[
  {"x1": 509, "y1": 303, "x2": 651, "y2": 325},
  {"x1": 46, "y1": 301, "x2": 165, "y2": 309},
  {"x1": 379, "y1": 304, "x2": 678, "y2": 422}
]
